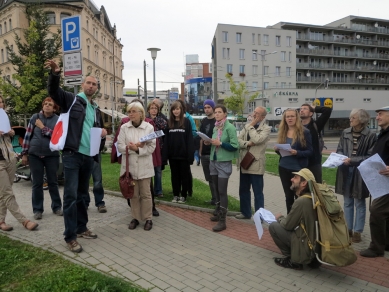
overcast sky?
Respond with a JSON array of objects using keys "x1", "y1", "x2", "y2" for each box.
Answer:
[{"x1": 96, "y1": 0, "x2": 389, "y2": 92}]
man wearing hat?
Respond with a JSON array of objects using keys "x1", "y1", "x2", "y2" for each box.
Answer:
[
  {"x1": 199, "y1": 99, "x2": 217, "y2": 205},
  {"x1": 360, "y1": 106, "x2": 389, "y2": 258},
  {"x1": 269, "y1": 168, "x2": 317, "y2": 270}
]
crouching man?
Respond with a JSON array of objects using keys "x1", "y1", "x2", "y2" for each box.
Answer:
[{"x1": 269, "y1": 168, "x2": 319, "y2": 270}]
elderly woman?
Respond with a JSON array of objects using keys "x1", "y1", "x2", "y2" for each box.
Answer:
[
  {"x1": 21, "y1": 97, "x2": 63, "y2": 220},
  {"x1": 335, "y1": 109, "x2": 376, "y2": 243},
  {"x1": 117, "y1": 102, "x2": 156, "y2": 231},
  {"x1": 0, "y1": 96, "x2": 38, "y2": 231}
]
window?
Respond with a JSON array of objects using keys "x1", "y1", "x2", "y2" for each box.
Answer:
[
  {"x1": 281, "y1": 51, "x2": 286, "y2": 61},
  {"x1": 0, "y1": 25, "x2": 2, "y2": 35},
  {"x1": 87, "y1": 45, "x2": 90, "y2": 59},
  {"x1": 335, "y1": 98, "x2": 344, "y2": 102},
  {"x1": 239, "y1": 49, "x2": 245, "y2": 59},
  {"x1": 281, "y1": 82, "x2": 286, "y2": 88},
  {"x1": 276, "y1": 66, "x2": 281, "y2": 76},
  {"x1": 286, "y1": 36, "x2": 291, "y2": 47},
  {"x1": 276, "y1": 35, "x2": 281, "y2": 46},
  {"x1": 86, "y1": 20, "x2": 89, "y2": 31},
  {"x1": 275, "y1": 82, "x2": 279, "y2": 88},
  {"x1": 95, "y1": 51, "x2": 98, "y2": 65},
  {"x1": 3, "y1": 22, "x2": 6, "y2": 33},
  {"x1": 289, "y1": 51, "x2": 292, "y2": 62},
  {"x1": 252, "y1": 82, "x2": 258, "y2": 90},
  {"x1": 252, "y1": 33, "x2": 255, "y2": 44},
  {"x1": 289, "y1": 98, "x2": 298, "y2": 103},
  {"x1": 252, "y1": 65, "x2": 258, "y2": 75},
  {"x1": 258, "y1": 34, "x2": 261, "y2": 45},
  {"x1": 264, "y1": 66, "x2": 269, "y2": 75},
  {"x1": 248, "y1": 101, "x2": 256, "y2": 112},
  {"x1": 261, "y1": 50, "x2": 266, "y2": 59},
  {"x1": 236, "y1": 32, "x2": 242, "y2": 43},
  {"x1": 1, "y1": 49, "x2": 3, "y2": 63},
  {"x1": 60, "y1": 13, "x2": 71, "y2": 20},
  {"x1": 222, "y1": 31, "x2": 228, "y2": 42},
  {"x1": 252, "y1": 50, "x2": 257, "y2": 60},
  {"x1": 286, "y1": 67, "x2": 291, "y2": 77},
  {"x1": 263, "y1": 34, "x2": 269, "y2": 45},
  {"x1": 8, "y1": 19, "x2": 11, "y2": 30},
  {"x1": 222, "y1": 48, "x2": 226, "y2": 59},
  {"x1": 227, "y1": 64, "x2": 233, "y2": 73},
  {"x1": 264, "y1": 82, "x2": 269, "y2": 89},
  {"x1": 46, "y1": 12, "x2": 56, "y2": 24},
  {"x1": 289, "y1": 82, "x2": 292, "y2": 88},
  {"x1": 363, "y1": 98, "x2": 371, "y2": 102},
  {"x1": 239, "y1": 65, "x2": 245, "y2": 73}
]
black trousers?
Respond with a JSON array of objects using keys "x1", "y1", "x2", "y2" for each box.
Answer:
[
  {"x1": 169, "y1": 159, "x2": 191, "y2": 198},
  {"x1": 368, "y1": 194, "x2": 389, "y2": 253},
  {"x1": 279, "y1": 166, "x2": 298, "y2": 214},
  {"x1": 308, "y1": 163, "x2": 322, "y2": 184}
]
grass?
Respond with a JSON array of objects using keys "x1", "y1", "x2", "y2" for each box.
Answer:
[{"x1": 0, "y1": 235, "x2": 146, "y2": 292}]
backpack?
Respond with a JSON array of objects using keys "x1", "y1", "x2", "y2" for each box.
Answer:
[
  {"x1": 313, "y1": 122, "x2": 325, "y2": 153},
  {"x1": 305, "y1": 181, "x2": 357, "y2": 267}
]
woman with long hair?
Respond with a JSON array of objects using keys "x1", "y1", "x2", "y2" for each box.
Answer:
[
  {"x1": 162, "y1": 100, "x2": 194, "y2": 204},
  {"x1": 275, "y1": 109, "x2": 313, "y2": 213},
  {"x1": 335, "y1": 109, "x2": 376, "y2": 243},
  {"x1": 0, "y1": 96, "x2": 38, "y2": 231},
  {"x1": 207, "y1": 105, "x2": 238, "y2": 232}
]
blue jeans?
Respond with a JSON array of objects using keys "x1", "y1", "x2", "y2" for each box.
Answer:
[
  {"x1": 239, "y1": 172, "x2": 264, "y2": 218},
  {"x1": 83, "y1": 153, "x2": 105, "y2": 207},
  {"x1": 62, "y1": 151, "x2": 94, "y2": 243},
  {"x1": 154, "y1": 166, "x2": 162, "y2": 195},
  {"x1": 194, "y1": 150, "x2": 200, "y2": 163},
  {"x1": 344, "y1": 196, "x2": 366, "y2": 233},
  {"x1": 29, "y1": 154, "x2": 62, "y2": 214}
]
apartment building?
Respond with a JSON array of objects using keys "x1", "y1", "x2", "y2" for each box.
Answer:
[
  {"x1": 212, "y1": 16, "x2": 389, "y2": 131},
  {"x1": 0, "y1": 0, "x2": 124, "y2": 121}
]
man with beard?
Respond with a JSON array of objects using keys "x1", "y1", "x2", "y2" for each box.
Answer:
[
  {"x1": 269, "y1": 168, "x2": 318, "y2": 270},
  {"x1": 300, "y1": 104, "x2": 332, "y2": 183},
  {"x1": 45, "y1": 60, "x2": 107, "y2": 253}
]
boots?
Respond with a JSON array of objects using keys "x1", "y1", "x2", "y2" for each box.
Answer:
[
  {"x1": 212, "y1": 209, "x2": 227, "y2": 232},
  {"x1": 210, "y1": 204, "x2": 220, "y2": 221}
]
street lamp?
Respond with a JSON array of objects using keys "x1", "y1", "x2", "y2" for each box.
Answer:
[
  {"x1": 261, "y1": 51, "x2": 277, "y2": 106},
  {"x1": 147, "y1": 48, "x2": 161, "y2": 100}
]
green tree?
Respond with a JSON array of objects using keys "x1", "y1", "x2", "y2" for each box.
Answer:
[
  {"x1": 0, "y1": 4, "x2": 62, "y2": 116},
  {"x1": 222, "y1": 73, "x2": 258, "y2": 116}
]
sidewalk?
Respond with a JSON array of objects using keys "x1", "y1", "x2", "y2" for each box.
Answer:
[{"x1": 3, "y1": 168, "x2": 389, "y2": 291}]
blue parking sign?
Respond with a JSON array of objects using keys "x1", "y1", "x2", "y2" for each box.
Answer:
[{"x1": 61, "y1": 15, "x2": 81, "y2": 53}]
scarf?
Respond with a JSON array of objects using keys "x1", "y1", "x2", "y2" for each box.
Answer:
[{"x1": 214, "y1": 117, "x2": 227, "y2": 153}]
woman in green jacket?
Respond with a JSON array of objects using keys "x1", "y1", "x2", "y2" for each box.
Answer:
[{"x1": 206, "y1": 105, "x2": 238, "y2": 232}]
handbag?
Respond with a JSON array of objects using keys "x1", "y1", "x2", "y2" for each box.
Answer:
[
  {"x1": 240, "y1": 147, "x2": 255, "y2": 170},
  {"x1": 119, "y1": 146, "x2": 135, "y2": 199},
  {"x1": 50, "y1": 97, "x2": 77, "y2": 151}
]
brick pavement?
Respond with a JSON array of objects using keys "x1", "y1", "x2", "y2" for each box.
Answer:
[{"x1": 1, "y1": 166, "x2": 388, "y2": 291}]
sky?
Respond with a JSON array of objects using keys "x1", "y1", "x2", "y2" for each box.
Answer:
[{"x1": 95, "y1": 0, "x2": 389, "y2": 92}]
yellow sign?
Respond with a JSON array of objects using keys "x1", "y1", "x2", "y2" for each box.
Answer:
[
  {"x1": 324, "y1": 98, "x2": 333, "y2": 108},
  {"x1": 125, "y1": 91, "x2": 137, "y2": 95},
  {"x1": 314, "y1": 98, "x2": 321, "y2": 106}
]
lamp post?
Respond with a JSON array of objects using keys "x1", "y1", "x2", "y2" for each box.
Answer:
[
  {"x1": 147, "y1": 48, "x2": 161, "y2": 101},
  {"x1": 260, "y1": 50, "x2": 277, "y2": 107}
]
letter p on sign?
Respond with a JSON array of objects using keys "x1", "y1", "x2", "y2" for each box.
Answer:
[{"x1": 65, "y1": 22, "x2": 76, "y2": 41}]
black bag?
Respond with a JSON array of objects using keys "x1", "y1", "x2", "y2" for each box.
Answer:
[
  {"x1": 240, "y1": 147, "x2": 255, "y2": 170},
  {"x1": 119, "y1": 146, "x2": 135, "y2": 199}
]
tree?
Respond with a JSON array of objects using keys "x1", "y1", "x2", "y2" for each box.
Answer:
[
  {"x1": 222, "y1": 73, "x2": 258, "y2": 117},
  {"x1": 0, "y1": 4, "x2": 62, "y2": 116}
]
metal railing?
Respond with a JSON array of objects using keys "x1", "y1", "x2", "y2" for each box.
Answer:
[
  {"x1": 296, "y1": 48, "x2": 389, "y2": 60},
  {"x1": 297, "y1": 77, "x2": 389, "y2": 84},
  {"x1": 296, "y1": 63, "x2": 389, "y2": 72}
]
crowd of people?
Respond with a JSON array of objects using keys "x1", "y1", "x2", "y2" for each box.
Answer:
[{"x1": 0, "y1": 64, "x2": 388, "y2": 270}]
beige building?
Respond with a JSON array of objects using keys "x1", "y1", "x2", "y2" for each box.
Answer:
[{"x1": 0, "y1": 0, "x2": 124, "y2": 124}]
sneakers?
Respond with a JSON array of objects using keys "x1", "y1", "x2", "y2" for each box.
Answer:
[
  {"x1": 235, "y1": 213, "x2": 251, "y2": 219},
  {"x1": 352, "y1": 232, "x2": 361, "y2": 243},
  {"x1": 360, "y1": 248, "x2": 384, "y2": 258},
  {"x1": 178, "y1": 197, "x2": 186, "y2": 204},
  {"x1": 172, "y1": 196, "x2": 179, "y2": 203},
  {"x1": 34, "y1": 212, "x2": 42, "y2": 220},
  {"x1": 53, "y1": 209, "x2": 63, "y2": 216},
  {"x1": 67, "y1": 240, "x2": 83, "y2": 253},
  {"x1": 97, "y1": 205, "x2": 107, "y2": 213},
  {"x1": 77, "y1": 229, "x2": 97, "y2": 239},
  {"x1": 274, "y1": 257, "x2": 303, "y2": 270}
]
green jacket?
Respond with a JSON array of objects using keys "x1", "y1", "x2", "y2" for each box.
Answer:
[
  {"x1": 210, "y1": 120, "x2": 238, "y2": 161},
  {"x1": 278, "y1": 193, "x2": 316, "y2": 264}
]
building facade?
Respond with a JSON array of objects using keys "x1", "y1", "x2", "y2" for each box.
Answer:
[{"x1": 0, "y1": 0, "x2": 124, "y2": 123}]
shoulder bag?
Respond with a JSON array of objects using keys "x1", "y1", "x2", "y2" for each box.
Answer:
[
  {"x1": 119, "y1": 146, "x2": 135, "y2": 199},
  {"x1": 240, "y1": 147, "x2": 255, "y2": 170}
]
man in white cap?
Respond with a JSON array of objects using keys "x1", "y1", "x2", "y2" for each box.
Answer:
[
  {"x1": 269, "y1": 168, "x2": 318, "y2": 270},
  {"x1": 360, "y1": 106, "x2": 389, "y2": 257}
]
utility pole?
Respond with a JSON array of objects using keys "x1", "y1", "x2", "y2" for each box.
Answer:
[
  {"x1": 137, "y1": 78, "x2": 140, "y2": 99},
  {"x1": 143, "y1": 60, "x2": 147, "y2": 111}
]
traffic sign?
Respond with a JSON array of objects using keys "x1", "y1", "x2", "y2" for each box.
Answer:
[
  {"x1": 169, "y1": 92, "x2": 179, "y2": 100},
  {"x1": 63, "y1": 52, "x2": 82, "y2": 77},
  {"x1": 64, "y1": 77, "x2": 83, "y2": 86},
  {"x1": 61, "y1": 15, "x2": 81, "y2": 53}
]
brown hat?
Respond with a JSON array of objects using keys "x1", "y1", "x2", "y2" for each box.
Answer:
[{"x1": 292, "y1": 168, "x2": 316, "y2": 182}]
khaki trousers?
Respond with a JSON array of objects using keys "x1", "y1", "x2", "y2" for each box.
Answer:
[
  {"x1": 130, "y1": 177, "x2": 152, "y2": 222},
  {"x1": 0, "y1": 158, "x2": 27, "y2": 223}
]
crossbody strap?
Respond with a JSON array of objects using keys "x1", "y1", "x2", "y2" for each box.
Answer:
[{"x1": 125, "y1": 146, "x2": 129, "y2": 176}]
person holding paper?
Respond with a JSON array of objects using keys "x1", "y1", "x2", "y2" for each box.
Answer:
[
  {"x1": 269, "y1": 169, "x2": 318, "y2": 270},
  {"x1": 20, "y1": 97, "x2": 63, "y2": 220},
  {"x1": 335, "y1": 109, "x2": 376, "y2": 243},
  {"x1": 0, "y1": 96, "x2": 39, "y2": 232},
  {"x1": 361, "y1": 106, "x2": 389, "y2": 258},
  {"x1": 46, "y1": 60, "x2": 107, "y2": 253},
  {"x1": 275, "y1": 109, "x2": 312, "y2": 214}
]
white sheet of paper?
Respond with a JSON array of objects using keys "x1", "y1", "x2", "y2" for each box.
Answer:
[
  {"x1": 197, "y1": 131, "x2": 212, "y2": 142},
  {"x1": 114, "y1": 142, "x2": 121, "y2": 157},
  {"x1": 357, "y1": 153, "x2": 389, "y2": 200},
  {"x1": 90, "y1": 127, "x2": 102, "y2": 156},
  {"x1": 139, "y1": 130, "x2": 164, "y2": 143},
  {"x1": 253, "y1": 209, "x2": 264, "y2": 240},
  {"x1": 275, "y1": 144, "x2": 292, "y2": 157},
  {"x1": 0, "y1": 108, "x2": 11, "y2": 133},
  {"x1": 322, "y1": 152, "x2": 348, "y2": 168},
  {"x1": 259, "y1": 208, "x2": 277, "y2": 224}
]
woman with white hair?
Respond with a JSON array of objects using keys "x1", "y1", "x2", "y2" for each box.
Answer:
[
  {"x1": 117, "y1": 102, "x2": 156, "y2": 231},
  {"x1": 335, "y1": 108, "x2": 376, "y2": 243}
]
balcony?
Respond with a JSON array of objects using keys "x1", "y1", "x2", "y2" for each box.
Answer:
[
  {"x1": 296, "y1": 48, "x2": 389, "y2": 60},
  {"x1": 297, "y1": 34, "x2": 389, "y2": 46},
  {"x1": 297, "y1": 76, "x2": 389, "y2": 85},
  {"x1": 296, "y1": 63, "x2": 389, "y2": 72}
]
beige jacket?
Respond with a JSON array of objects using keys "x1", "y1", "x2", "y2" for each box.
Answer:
[
  {"x1": 117, "y1": 121, "x2": 156, "y2": 179},
  {"x1": 237, "y1": 120, "x2": 271, "y2": 175}
]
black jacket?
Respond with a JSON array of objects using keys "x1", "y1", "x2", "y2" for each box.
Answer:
[
  {"x1": 373, "y1": 126, "x2": 389, "y2": 165},
  {"x1": 47, "y1": 72, "x2": 105, "y2": 159},
  {"x1": 304, "y1": 106, "x2": 333, "y2": 166}
]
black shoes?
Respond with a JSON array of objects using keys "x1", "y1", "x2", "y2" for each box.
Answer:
[
  {"x1": 274, "y1": 257, "x2": 303, "y2": 270},
  {"x1": 128, "y1": 219, "x2": 139, "y2": 230},
  {"x1": 152, "y1": 208, "x2": 159, "y2": 216},
  {"x1": 144, "y1": 220, "x2": 153, "y2": 231},
  {"x1": 360, "y1": 248, "x2": 384, "y2": 258}
]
